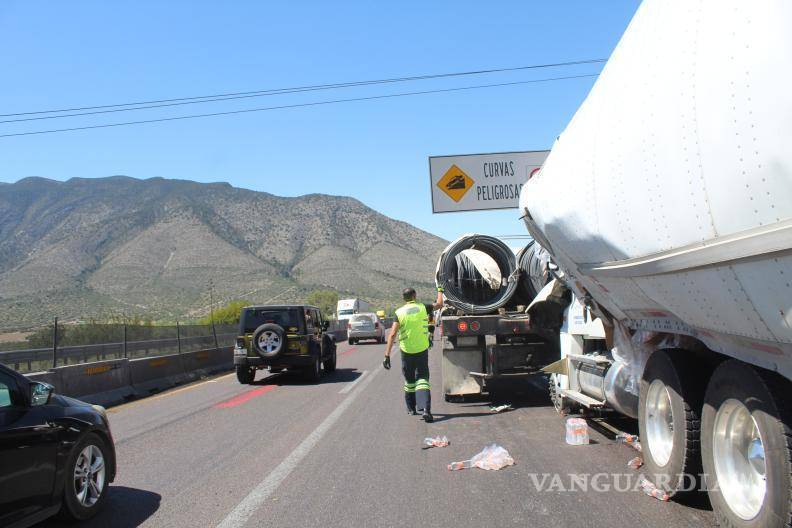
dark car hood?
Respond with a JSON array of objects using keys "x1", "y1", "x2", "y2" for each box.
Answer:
[{"x1": 51, "y1": 393, "x2": 96, "y2": 409}]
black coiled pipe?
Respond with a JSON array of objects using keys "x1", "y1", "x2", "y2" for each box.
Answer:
[
  {"x1": 436, "y1": 234, "x2": 520, "y2": 315},
  {"x1": 514, "y1": 240, "x2": 553, "y2": 305}
]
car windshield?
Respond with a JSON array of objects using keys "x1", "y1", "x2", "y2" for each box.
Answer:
[
  {"x1": 239, "y1": 309, "x2": 303, "y2": 333},
  {"x1": 350, "y1": 314, "x2": 375, "y2": 323}
]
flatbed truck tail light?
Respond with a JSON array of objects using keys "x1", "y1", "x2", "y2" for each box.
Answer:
[
  {"x1": 375, "y1": 322, "x2": 379, "y2": 328},
  {"x1": 457, "y1": 321, "x2": 469, "y2": 332},
  {"x1": 470, "y1": 321, "x2": 480, "y2": 332}
]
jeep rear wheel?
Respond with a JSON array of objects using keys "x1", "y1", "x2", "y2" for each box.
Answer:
[
  {"x1": 304, "y1": 354, "x2": 322, "y2": 383},
  {"x1": 236, "y1": 366, "x2": 255, "y2": 384},
  {"x1": 323, "y1": 349, "x2": 337, "y2": 373}
]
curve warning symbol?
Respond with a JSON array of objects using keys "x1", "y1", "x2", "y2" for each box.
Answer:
[{"x1": 437, "y1": 164, "x2": 474, "y2": 202}]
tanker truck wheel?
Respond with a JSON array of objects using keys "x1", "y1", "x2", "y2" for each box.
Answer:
[
  {"x1": 638, "y1": 351, "x2": 703, "y2": 496},
  {"x1": 701, "y1": 360, "x2": 792, "y2": 528}
]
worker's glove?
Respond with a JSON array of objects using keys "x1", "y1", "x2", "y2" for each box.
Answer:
[
  {"x1": 437, "y1": 286, "x2": 444, "y2": 293},
  {"x1": 383, "y1": 356, "x2": 391, "y2": 370}
]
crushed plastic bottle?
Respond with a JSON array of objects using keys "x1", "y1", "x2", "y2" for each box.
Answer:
[
  {"x1": 490, "y1": 404, "x2": 513, "y2": 413},
  {"x1": 423, "y1": 436, "x2": 449, "y2": 448},
  {"x1": 639, "y1": 478, "x2": 670, "y2": 501},
  {"x1": 615, "y1": 432, "x2": 637, "y2": 443},
  {"x1": 565, "y1": 417, "x2": 589, "y2": 445},
  {"x1": 627, "y1": 456, "x2": 643, "y2": 470},
  {"x1": 448, "y1": 444, "x2": 515, "y2": 471},
  {"x1": 447, "y1": 460, "x2": 473, "y2": 471},
  {"x1": 615, "y1": 432, "x2": 642, "y2": 452}
]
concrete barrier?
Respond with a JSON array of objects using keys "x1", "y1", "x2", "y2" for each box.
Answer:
[
  {"x1": 128, "y1": 352, "x2": 188, "y2": 395},
  {"x1": 49, "y1": 358, "x2": 135, "y2": 407},
  {"x1": 181, "y1": 347, "x2": 233, "y2": 380},
  {"x1": 21, "y1": 346, "x2": 235, "y2": 408}
]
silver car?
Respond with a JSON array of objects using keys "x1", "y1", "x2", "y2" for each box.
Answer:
[{"x1": 347, "y1": 313, "x2": 384, "y2": 344}]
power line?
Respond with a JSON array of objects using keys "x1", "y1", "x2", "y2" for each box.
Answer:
[
  {"x1": 0, "y1": 73, "x2": 598, "y2": 139},
  {"x1": 0, "y1": 59, "x2": 606, "y2": 119}
]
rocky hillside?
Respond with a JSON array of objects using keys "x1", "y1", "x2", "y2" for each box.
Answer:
[{"x1": 0, "y1": 176, "x2": 447, "y2": 328}]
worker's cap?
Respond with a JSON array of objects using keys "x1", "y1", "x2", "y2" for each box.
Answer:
[{"x1": 402, "y1": 287, "x2": 416, "y2": 300}]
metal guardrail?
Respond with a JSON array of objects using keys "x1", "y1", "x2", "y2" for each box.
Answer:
[{"x1": 0, "y1": 333, "x2": 237, "y2": 372}]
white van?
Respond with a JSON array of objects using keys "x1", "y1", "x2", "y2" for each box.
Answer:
[{"x1": 336, "y1": 298, "x2": 372, "y2": 321}]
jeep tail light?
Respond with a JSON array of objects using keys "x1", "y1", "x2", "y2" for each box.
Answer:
[
  {"x1": 347, "y1": 323, "x2": 352, "y2": 330},
  {"x1": 235, "y1": 337, "x2": 245, "y2": 348},
  {"x1": 457, "y1": 321, "x2": 468, "y2": 332}
]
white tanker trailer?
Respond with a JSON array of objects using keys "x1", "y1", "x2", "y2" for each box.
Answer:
[{"x1": 518, "y1": 1, "x2": 792, "y2": 527}]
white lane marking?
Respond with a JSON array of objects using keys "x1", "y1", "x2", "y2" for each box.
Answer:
[
  {"x1": 216, "y1": 368, "x2": 379, "y2": 528},
  {"x1": 338, "y1": 370, "x2": 368, "y2": 394}
]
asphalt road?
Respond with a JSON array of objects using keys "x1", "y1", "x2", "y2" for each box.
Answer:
[{"x1": 43, "y1": 340, "x2": 714, "y2": 528}]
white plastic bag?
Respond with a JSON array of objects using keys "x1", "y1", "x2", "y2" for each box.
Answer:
[
  {"x1": 473, "y1": 444, "x2": 515, "y2": 470},
  {"x1": 448, "y1": 444, "x2": 515, "y2": 471}
]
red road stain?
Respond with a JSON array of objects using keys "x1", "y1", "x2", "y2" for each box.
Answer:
[
  {"x1": 215, "y1": 385, "x2": 277, "y2": 409},
  {"x1": 339, "y1": 347, "x2": 357, "y2": 357}
]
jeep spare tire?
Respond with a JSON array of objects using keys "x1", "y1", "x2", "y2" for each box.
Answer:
[{"x1": 252, "y1": 323, "x2": 285, "y2": 358}]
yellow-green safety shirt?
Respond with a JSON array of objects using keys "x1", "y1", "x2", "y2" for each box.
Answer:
[{"x1": 395, "y1": 301, "x2": 432, "y2": 354}]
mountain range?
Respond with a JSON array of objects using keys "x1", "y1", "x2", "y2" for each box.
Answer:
[{"x1": 0, "y1": 176, "x2": 447, "y2": 329}]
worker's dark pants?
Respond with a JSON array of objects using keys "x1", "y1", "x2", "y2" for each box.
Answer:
[{"x1": 401, "y1": 350, "x2": 431, "y2": 413}]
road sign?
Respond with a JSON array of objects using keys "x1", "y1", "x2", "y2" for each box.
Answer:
[{"x1": 429, "y1": 150, "x2": 550, "y2": 213}]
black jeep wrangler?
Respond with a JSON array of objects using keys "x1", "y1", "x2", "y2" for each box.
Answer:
[{"x1": 233, "y1": 304, "x2": 337, "y2": 384}]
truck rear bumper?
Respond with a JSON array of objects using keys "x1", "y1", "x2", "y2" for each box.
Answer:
[
  {"x1": 348, "y1": 330, "x2": 380, "y2": 340},
  {"x1": 234, "y1": 354, "x2": 315, "y2": 368},
  {"x1": 441, "y1": 336, "x2": 552, "y2": 396}
]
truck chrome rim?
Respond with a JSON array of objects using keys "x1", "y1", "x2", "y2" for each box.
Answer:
[
  {"x1": 74, "y1": 444, "x2": 106, "y2": 507},
  {"x1": 257, "y1": 331, "x2": 281, "y2": 353},
  {"x1": 645, "y1": 379, "x2": 674, "y2": 467},
  {"x1": 712, "y1": 399, "x2": 766, "y2": 520}
]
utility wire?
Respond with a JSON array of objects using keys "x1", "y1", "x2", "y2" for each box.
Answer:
[
  {"x1": 0, "y1": 59, "x2": 606, "y2": 118},
  {"x1": 0, "y1": 74, "x2": 598, "y2": 139}
]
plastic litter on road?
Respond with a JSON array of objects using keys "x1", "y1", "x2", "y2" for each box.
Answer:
[
  {"x1": 423, "y1": 436, "x2": 449, "y2": 448},
  {"x1": 448, "y1": 444, "x2": 514, "y2": 471},
  {"x1": 615, "y1": 432, "x2": 642, "y2": 452},
  {"x1": 627, "y1": 456, "x2": 643, "y2": 470},
  {"x1": 639, "y1": 478, "x2": 670, "y2": 501},
  {"x1": 489, "y1": 404, "x2": 513, "y2": 413},
  {"x1": 565, "y1": 417, "x2": 589, "y2": 445}
]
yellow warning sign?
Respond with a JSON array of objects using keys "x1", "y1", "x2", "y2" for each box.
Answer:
[{"x1": 436, "y1": 164, "x2": 474, "y2": 202}]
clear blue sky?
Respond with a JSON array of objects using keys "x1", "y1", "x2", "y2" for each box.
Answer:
[{"x1": 0, "y1": 1, "x2": 640, "y2": 241}]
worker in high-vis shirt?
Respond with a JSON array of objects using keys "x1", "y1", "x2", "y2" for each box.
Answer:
[{"x1": 383, "y1": 286, "x2": 444, "y2": 423}]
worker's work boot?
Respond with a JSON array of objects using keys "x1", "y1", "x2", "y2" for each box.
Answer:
[
  {"x1": 422, "y1": 411, "x2": 434, "y2": 423},
  {"x1": 407, "y1": 408, "x2": 417, "y2": 416}
]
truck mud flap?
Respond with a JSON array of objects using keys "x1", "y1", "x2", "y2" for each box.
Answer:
[{"x1": 441, "y1": 343, "x2": 483, "y2": 397}]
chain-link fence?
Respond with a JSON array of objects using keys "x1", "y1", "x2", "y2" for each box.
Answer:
[{"x1": 0, "y1": 320, "x2": 238, "y2": 374}]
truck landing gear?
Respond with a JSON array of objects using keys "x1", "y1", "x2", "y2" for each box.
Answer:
[{"x1": 548, "y1": 373, "x2": 580, "y2": 416}]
